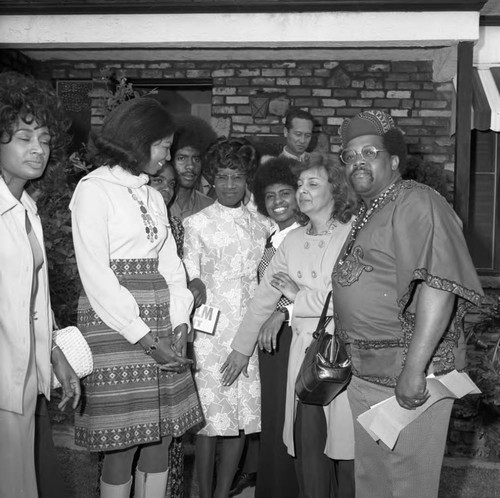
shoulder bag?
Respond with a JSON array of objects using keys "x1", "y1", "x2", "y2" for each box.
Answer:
[{"x1": 295, "y1": 291, "x2": 352, "y2": 405}]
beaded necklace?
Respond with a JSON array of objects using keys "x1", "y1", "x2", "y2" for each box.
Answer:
[
  {"x1": 337, "y1": 180, "x2": 399, "y2": 267},
  {"x1": 306, "y1": 220, "x2": 337, "y2": 236},
  {"x1": 127, "y1": 187, "x2": 158, "y2": 243}
]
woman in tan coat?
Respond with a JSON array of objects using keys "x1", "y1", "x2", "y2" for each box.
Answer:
[{"x1": 222, "y1": 153, "x2": 357, "y2": 498}]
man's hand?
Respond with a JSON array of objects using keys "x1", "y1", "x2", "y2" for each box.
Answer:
[
  {"x1": 395, "y1": 368, "x2": 429, "y2": 410},
  {"x1": 258, "y1": 310, "x2": 286, "y2": 353},
  {"x1": 220, "y1": 350, "x2": 250, "y2": 386},
  {"x1": 51, "y1": 346, "x2": 81, "y2": 411},
  {"x1": 395, "y1": 283, "x2": 455, "y2": 410},
  {"x1": 188, "y1": 278, "x2": 207, "y2": 308}
]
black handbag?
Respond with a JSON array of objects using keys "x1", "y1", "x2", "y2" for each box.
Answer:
[{"x1": 295, "y1": 291, "x2": 352, "y2": 406}]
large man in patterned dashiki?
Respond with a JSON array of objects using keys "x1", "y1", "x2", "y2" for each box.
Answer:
[{"x1": 331, "y1": 110, "x2": 484, "y2": 498}]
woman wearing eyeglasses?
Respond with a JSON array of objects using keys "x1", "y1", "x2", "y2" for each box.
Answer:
[{"x1": 183, "y1": 137, "x2": 269, "y2": 498}]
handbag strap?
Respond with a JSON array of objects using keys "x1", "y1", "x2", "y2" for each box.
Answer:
[{"x1": 312, "y1": 291, "x2": 332, "y2": 340}]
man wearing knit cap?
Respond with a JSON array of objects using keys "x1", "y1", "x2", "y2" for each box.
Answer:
[{"x1": 331, "y1": 110, "x2": 483, "y2": 497}]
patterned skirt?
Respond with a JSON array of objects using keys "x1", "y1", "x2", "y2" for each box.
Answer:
[{"x1": 74, "y1": 258, "x2": 203, "y2": 452}]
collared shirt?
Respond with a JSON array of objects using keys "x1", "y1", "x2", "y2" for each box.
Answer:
[
  {"x1": 169, "y1": 189, "x2": 214, "y2": 221},
  {"x1": 0, "y1": 178, "x2": 53, "y2": 413},
  {"x1": 280, "y1": 147, "x2": 310, "y2": 163}
]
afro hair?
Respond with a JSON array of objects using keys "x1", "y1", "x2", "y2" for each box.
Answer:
[
  {"x1": 252, "y1": 156, "x2": 300, "y2": 217},
  {"x1": 171, "y1": 114, "x2": 218, "y2": 158}
]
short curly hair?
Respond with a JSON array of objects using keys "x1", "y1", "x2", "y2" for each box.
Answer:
[
  {"x1": 204, "y1": 136, "x2": 260, "y2": 184},
  {"x1": 0, "y1": 71, "x2": 71, "y2": 166},
  {"x1": 295, "y1": 152, "x2": 358, "y2": 225},
  {"x1": 252, "y1": 156, "x2": 300, "y2": 217},
  {"x1": 171, "y1": 114, "x2": 218, "y2": 158},
  {"x1": 93, "y1": 98, "x2": 175, "y2": 175}
]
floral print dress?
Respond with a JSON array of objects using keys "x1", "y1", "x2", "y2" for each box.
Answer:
[{"x1": 183, "y1": 201, "x2": 268, "y2": 436}]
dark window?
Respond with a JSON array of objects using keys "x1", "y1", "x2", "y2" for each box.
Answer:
[
  {"x1": 469, "y1": 129, "x2": 500, "y2": 276},
  {"x1": 131, "y1": 79, "x2": 212, "y2": 126}
]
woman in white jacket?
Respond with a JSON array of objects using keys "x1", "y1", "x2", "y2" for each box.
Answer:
[{"x1": 0, "y1": 71, "x2": 80, "y2": 498}]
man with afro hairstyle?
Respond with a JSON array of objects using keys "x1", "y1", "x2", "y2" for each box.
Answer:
[{"x1": 169, "y1": 114, "x2": 218, "y2": 220}]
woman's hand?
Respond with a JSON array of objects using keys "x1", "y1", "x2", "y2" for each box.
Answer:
[
  {"x1": 270, "y1": 272, "x2": 299, "y2": 302},
  {"x1": 172, "y1": 323, "x2": 188, "y2": 358},
  {"x1": 395, "y1": 368, "x2": 430, "y2": 410},
  {"x1": 188, "y1": 278, "x2": 207, "y2": 308},
  {"x1": 258, "y1": 311, "x2": 286, "y2": 353},
  {"x1": 220, "y1": 350, "x2": 250, "y2": 386},
  {"x1": 51, "y1": 346, "x2": 82, "y2": 411},
  {"x1": 139, "y1": 332, "x2": 193, "y2": 372}
]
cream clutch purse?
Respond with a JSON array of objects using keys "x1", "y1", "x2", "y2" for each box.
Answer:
[{"x1": 51, "y1": 326, "x2": 93, "y2": 389}]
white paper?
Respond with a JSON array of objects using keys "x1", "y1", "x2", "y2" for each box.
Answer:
[
  {"x1": 193, "y1": 304, "x2": 220, "y2": 335},
  {"x1": 357, "y1": 370, "x2": 481, "y2": 450}
]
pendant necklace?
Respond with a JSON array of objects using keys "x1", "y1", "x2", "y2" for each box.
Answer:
[{"x1": 127, "y1": 187, "x2": 158, "y2": 243}]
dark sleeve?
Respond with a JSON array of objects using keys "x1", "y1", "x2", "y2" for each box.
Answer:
[{"x1": 169, "y1": 215, "x2": 185, "y2": 259}]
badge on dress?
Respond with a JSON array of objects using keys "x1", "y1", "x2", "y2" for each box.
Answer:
[{"x1": 193, "y1": 304, "x2": 220, "y2": 335}]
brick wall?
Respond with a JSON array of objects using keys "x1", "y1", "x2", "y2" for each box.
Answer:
[{"x1": 43, "y1": 58, "x2": 455, "y2": 168}]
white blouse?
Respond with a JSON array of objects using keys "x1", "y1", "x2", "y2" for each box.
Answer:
[{"x1": 70, "y1": 165, "x2": 193, "y2": 344}]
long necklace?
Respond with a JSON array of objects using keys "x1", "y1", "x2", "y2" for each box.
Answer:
[
  {"x1": 127, "y1": 187, "x2": 158, "y2": 243},
  {"x1": 337, "y1": 180, "x2": 399, "y2": 267}
]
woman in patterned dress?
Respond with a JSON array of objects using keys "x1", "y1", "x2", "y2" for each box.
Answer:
[
  {"x1": 183, "y1": 137, "x2": 269, "y2": 498},
  {"x1": 70, "y1": 98, "x2": 203, "y2": 498}
]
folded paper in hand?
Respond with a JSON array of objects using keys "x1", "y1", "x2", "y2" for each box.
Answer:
[
  {"x1": 357, "y1": 370, "x2": 480, "y2": 450},
  {"x1": 193, "y1": 304, "x2": 220, "y2": 335}
]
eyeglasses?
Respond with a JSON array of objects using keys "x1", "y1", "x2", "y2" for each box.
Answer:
[
  {"x1": 174, "y1": 154, "x2": 202, "y2": 166},
  {"x1": 214, "y1": 173, "x2": 247, "y2": 185},
  {"x1": 340, "y1": 145, "x2": 387, "y2": 165}
]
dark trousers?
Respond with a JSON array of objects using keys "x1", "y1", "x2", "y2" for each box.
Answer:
[
  {"x1": 34, "y1": 395, "x2": 69, "y2": 498},
  {"x1": 256, "y1": 325, "x2": 299, "y2": 498},
  {"x1": 294, "y1": 401, "x2": 354, "y2": 498}
]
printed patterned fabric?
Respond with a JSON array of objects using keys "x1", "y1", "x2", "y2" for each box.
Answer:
[
  {"x1": 331, "y1": 180, "x2": 484, "y2": 386},
  {"x1": 258, "y1": 239, "x2": 292, "y2": 309},
  {"x1": 75, "y1": 259, "x2": 203, "y2": 452},
  {"x1": 183, "y1": 202, "x2": 268, "y2": 436}
]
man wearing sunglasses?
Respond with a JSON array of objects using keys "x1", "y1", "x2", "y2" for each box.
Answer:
[{"x1": 331, "y1": 110, "x2": 483, "y2": 497}]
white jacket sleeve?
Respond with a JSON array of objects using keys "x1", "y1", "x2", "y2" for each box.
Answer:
[
  {"x1": 157, "y1": 203, "x2": 193, "y2": 330},
  {"x1": 71, "y1": 180, "x2": 150, "y2": 344}
]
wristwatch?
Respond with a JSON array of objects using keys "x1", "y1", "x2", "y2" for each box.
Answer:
[{"x1": 278, "y1": 307, "x2": 290, "y2": 322}]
